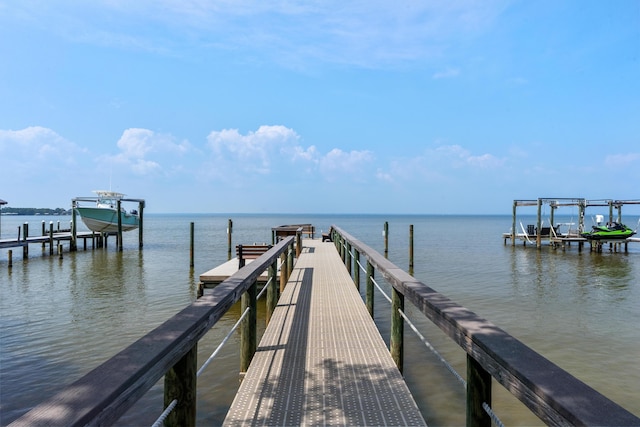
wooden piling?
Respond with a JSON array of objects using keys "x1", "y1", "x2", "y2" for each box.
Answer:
[
  {"x1": 536, "y1": 199, "x2": 542, "y2": 249},
  {"x1": 189, "y1": 222, "x2": 195, "y2": 268},
  {"x1": 164, "y1": 344, "x2": 197, "y2": 427},
  {"x1": 8, "y1": 250, "x2": 12, "y2": 267},
  {"x1": 366, "y1": 260, "x2": 374, "y2": 318},
  {"x1": 511, "y1": 201, "x2": 517, "y2": 247},
  {"x1": 71, "y1": 207, "x2": 77, "y2": 251},
  {"x1": 409, "y1": 224, "x2": 414, "y2": 275},
  {"x1": 49, "y1": 222, "x2": 54, "y2": 255},
  {"x1": 266, "y1": 260, "x2": 278, "y2": 325},
  {"x1": 353, "y1": 250, "x2": 360, "y2": 290},
  {"x1": 345, "y1": 242, "x2": 352, "y2": 275},
  {"x1": 467, "y1": 354, "x2": 492, "y2": 427},
  {"x1": 391, "y1": 287, "x2": 404, "y2": 373},
  {"x1": 384, "y1": 221, "x2": 389, "y2": 257},
  {"x1": 117, "y1": 199, "x2": 123, "y2": 252},
  {"x1": 287, "y1": 244, "x2": 294, "y2": 282},
  {"x1": 240, "y1": 281, "x2": 257, "y2": 373},
  {"x1": 138, "y1": 201, "x2": 144, "y2": 249},
  {"x1": 279, "y1": 252, "x2": 287, "y2": 293},
  {"x1": 23, "y1": 223, "x2": 28, "y2": 259},
  {"x1": 227, "y1": 219, "x2": 233, "y2": 260}
]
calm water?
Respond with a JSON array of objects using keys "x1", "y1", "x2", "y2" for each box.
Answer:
[{"x1": 1, "y1": 213, "x2": 639, "y2": 426}]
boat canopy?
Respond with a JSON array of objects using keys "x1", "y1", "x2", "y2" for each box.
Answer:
[{"x1": 93, "y1": 190, "x2": 126, "y2": 199}]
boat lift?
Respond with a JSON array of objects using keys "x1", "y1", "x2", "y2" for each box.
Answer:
[
  {"x1": 71, "y1": 195, "x2": 145, "y2": 251},
  {"x1": 505, "y1": 198, "x2": 640, "y2": 251}
]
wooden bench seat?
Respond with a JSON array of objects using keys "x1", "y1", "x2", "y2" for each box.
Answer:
[{"x1": 236, "y1": 244, "x2": 272, "y2": 268}]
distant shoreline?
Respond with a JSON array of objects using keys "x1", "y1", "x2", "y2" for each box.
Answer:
[{"x1": 0, "y1": 208, "x2": 71, "y2": 216}]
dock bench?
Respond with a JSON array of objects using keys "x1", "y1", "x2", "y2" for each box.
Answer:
[{"x1": 236, "y1": 244, "x2": 272, "y2": 268}]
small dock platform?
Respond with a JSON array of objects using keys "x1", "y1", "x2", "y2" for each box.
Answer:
[
  {"x1": 199, "y1": 258, "x2": 274, "y2": 286},
  {"x1": 0, "y1": 231, "x2": 97, "y2": 250},
  {"x1": 223, "y1": 239, "x2": 426, "y2": 426}
]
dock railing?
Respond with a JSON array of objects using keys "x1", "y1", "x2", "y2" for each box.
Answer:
[
  {"x1": 330, "y1": 225, "x2": 640, "y2": 426},
  {"x1": 9, "y1": 236, "x2": 296, "y2": 427}
]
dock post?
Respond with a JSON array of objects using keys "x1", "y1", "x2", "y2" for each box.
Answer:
[
  {"x1": 391, "y1": 287, "x2": 404, "y2": 373},
  {"x1": 267, "y1": 260, "x2": 278, "y2": 325},
  {"x1": 49, "y1": 222, "x2": 54, "y2": 255},
  {"x1": 280, "y1": 252, "x2": 287, "y2": 293},
  {"x1": 117, "y1": 200, "x2": 123, "y2": 252},
  {"x1": 287, "y1": 243, "x2": 294, "y2": 282},
  {"x1": 238, "y1": 245, "x2": 245, "y2": 268},
  {"x1": 512, "y1": 201, "x2": 517, "y2": 247},
  {"x1": 296, "y1": 230, "x2": 302, "y2": 258},
  {"x1": 58, "y1": 244, "x2": 63, "y2": 259},
  {"x1": 228, "y1": 219, "x2": 233, "y2": 260},
  {"x1": 366, "y1": 260, "x2": 374, "y2": 318},
  {"x1": 8, "y1": 250, "x2": 12, "y2": 268},
  {"x1": 23, "y1": 223, "x2": 28, "y2": 259},
  {"x1": 138, "y1": 201, "x2": 144, "y2": 249},
  {"x1": 41, "y1": 221, "x2": 46, "y2": 251},
  {"x1": 409, "y1": 224, "x2": 414, "y2": 275},
  {"x1": 71, "y1": 207, "x2": 77, "y2": 251},
  {"x1": 164, "y1": 344, "x2": 197, "y2": 427},
  {"x1": 345, "y1": 242, "x2": 352, "y2": 275},
  {"x1": 241, "y1": 281, "x2": 257, "y2": 373},
  {"x1": 353, "y1": 250, "x2": 360, "y2": 290},
  {"x1": 536, "y1": 199, "x2": 542, "y2": 249},
  {"x1": 189, "y1": 222, "x2": 195, "y2": 268},
  {"x1": 384, "y1": 221, "x2": 389, "y2": 257},
  {"x1": 467, "y1": 354, "x2": 492, "y2": 427}
]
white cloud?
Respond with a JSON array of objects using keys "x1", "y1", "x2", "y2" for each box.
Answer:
[
  {"x1": 8, "y1": 0, "x2": 508, "y2": 68},
  {"x1": 104, "y1": 128, "x2": 192, "y2": 175},
  {"x1": 0, "y1": 126, "x2": 84, "y2": 167},
  {"x1": 434, "y1": 144, "x2": 504, "y2": 169},
  {"x1": 604, "y1": 152, "x2": 640, "y2": 167},
  {"x1": 375, "y1": 143, "x2": 507, "y2": 186},
  {"x1": 207, "y1": 125, "x2": 301, "y2": 174},
  {"x1": 319, "y1": 148, "x2": 374, "y2": 182},
  {"x1": 205, "y1": 125, "x2": 375, "y2": 183}
]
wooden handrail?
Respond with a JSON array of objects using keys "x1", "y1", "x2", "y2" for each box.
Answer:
[
  {"x1": 9, "y1": 236, "x2": 295, "y2": 427},
  {"x1": 330, "y1": 225, "x2": 640, "y2": 426}
]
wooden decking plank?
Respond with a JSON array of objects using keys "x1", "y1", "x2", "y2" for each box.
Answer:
[{"x1": 223, "y1": 239, "x2": 426, "y2": 426}]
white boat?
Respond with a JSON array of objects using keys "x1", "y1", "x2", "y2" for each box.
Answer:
[{"x1": 75, "y1": 191, "x2": 139, "y2": 233}]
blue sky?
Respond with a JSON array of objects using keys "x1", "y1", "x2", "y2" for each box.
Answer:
[{"x1": 1, "y1": 0, "x2": 638, "y2": 214}]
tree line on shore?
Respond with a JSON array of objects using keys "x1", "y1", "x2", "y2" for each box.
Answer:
[{"x1": 0, "y1": 207, "x2": 71, "y2": 215}]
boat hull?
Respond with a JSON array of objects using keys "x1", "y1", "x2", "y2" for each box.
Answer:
[{"x1": 76, "y1": 207, "x2": 139, "y2": 233}]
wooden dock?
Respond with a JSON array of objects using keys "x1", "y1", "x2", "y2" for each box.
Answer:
[
  {"x1": 223, "y1": 239, "x2": 426, "y2": 426},
  {"x1": 10, "y1": 226, "x2": 640, "y2": 427},
  {"x1": 0, "y1": 231, "x2": 97, "y2": 250}
]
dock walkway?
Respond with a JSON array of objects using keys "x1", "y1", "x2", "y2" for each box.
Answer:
[{"x1": 223, "y1": 239, "x2": 426, "y2": 426}]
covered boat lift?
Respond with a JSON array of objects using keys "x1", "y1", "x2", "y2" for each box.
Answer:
[
  {"x1": 505, "y1": 198, "x2": 640, "y2": 251},
  {"x1": 72, "y1": 195, "x2": 145, "y2": 251}
]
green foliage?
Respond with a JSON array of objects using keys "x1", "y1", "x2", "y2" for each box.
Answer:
[{"x1": 0, "y1": 207, "x2": 71, "y2": 215}]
